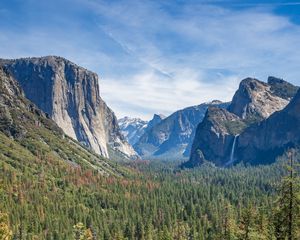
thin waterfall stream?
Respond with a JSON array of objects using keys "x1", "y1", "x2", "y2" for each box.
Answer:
[{"x1": 226, "y1": 135, "x2": 238, "y2": 166}]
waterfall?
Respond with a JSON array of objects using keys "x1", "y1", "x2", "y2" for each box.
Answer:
[{"x1": 226, "y1": 135, "x2": 238, "y2": 166}]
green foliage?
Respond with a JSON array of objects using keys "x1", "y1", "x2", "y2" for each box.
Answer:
[
  {"x1": 1, "y1": 148, "x2": 298, "y2": 239},
  {"x1": 0, "y1": 109, "x2": 300, "y2": 240},
  {"x1": 224, "y1": 120, "x2": 247, "y2": 135}
]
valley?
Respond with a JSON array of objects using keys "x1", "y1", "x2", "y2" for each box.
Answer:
[{"x1": 0, "y1": 57, "x2": 299, "y2": 239}]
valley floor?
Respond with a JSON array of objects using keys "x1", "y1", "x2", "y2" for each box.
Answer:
[{"x1": 0, "y1": 151, "x2": 299, "y2": 239}]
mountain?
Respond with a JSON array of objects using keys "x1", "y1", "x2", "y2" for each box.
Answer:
[
  {"x1": 118, "y1": 114, "x2": 165, "y2": 146},
  {"x1": 228, "y1": 77, "x2": 291, "y2": 121},
  {"x1": 118, "y1": 117, "x2": 148, "y2": 145},
  {"x1": 0, "y1": 56, "x2": 136, "y2": 159},
  {"x1": 185, "y1": 77, "x2": 299, "y2": 167},
  {"x1": 236, "y1": 88, "x2": 300, "y2": 164},
  {"x1": 184, "y1": 107, "x2": 246, "y2": 167},
  {"x1": 146, "y1": 114, "x2": 165, "y2": 130},
  {"x1": 0, "y1": 66, "x2": 123, "y2": 176},
  {"x1": 134, "y1": 100, "x2": 229, "y2": 160}
]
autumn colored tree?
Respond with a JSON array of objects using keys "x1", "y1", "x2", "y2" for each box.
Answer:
[{"x1": 0, "y1": 212, "x2": 12, "y2": 240}]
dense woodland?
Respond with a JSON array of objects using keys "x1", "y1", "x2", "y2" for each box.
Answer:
[{"x1": 0, "y1": 142, "x2": 299, "y2": 239}]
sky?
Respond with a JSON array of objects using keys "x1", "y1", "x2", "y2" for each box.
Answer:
[{"x1": 1, "y1": 0, "x2": 300, "y2": 119}]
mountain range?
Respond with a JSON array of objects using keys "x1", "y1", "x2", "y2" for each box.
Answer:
[
  {"x1": 1, "y1": 55, "x2": 300, "y2": 169},
  {"x1": 132, "y1": 101, "x2": 229, "y2": 160},
  {"x1": 118, "y1": 114, "x2": 165, "y2": 146}
]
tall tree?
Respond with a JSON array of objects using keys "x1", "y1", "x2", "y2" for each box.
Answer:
[{"x1": 274, "y1": 150, "x2": 300, "y2": 240}]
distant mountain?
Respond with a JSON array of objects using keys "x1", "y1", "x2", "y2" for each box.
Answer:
[
  {"x1": 146, "y1": 114, "x2": 166, "y2": 131},
  {"x1": 118, "y1": 114, "x2": 165, "y2": 146},
  {"x1": 118, "y1": 117, "x2": 148, "y2": 145},
  {"x1": 184, "y1": 77, "x2": 299, "y2": 167},
  {"x1": 134, "y1": 101, "x2": 229, "y2": 160},
  {"x1": 0, "y1": 66, "x2": 122, "y2": 175},
  {"x1": 0, "y1": 56, "x2": 137, "y2": 160}
]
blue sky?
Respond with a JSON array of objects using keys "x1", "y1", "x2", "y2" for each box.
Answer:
[{"x1": 1, "y1": 0, "x2": 300, "y2": 119}]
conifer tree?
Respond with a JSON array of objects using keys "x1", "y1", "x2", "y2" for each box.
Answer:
[
  {"x1": 220, "y1": 203, "x2": 236, "y2": 240},
  {"x1": 274, "y1": 150, "x2": 300, "y2": 240},
  {"x1": 238, "y1": 206, "x2": 254, "y2": 240}
]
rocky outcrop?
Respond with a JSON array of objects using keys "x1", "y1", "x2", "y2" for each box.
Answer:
[
  {"x1": 236, "y1": 88, "x2": 300, "y2": 164},
  {"x1": 0, "y1": 56, "x2": 136, "y2": 159},
  {"x1": 184, "y1": 107, "x2": 245, "y2": 167},
  {"x1": 134, "y1": 101, "x2": 229, "y2": 160},
  {"x1": 228, "y1": 78, "x2": 292, "y2": 122},
  {"x1": 184, "y1": 77, "x2": 299, "y2": 168},
  {"x1": 267, "y1": 76, "x2": 299, "y2": 100}
]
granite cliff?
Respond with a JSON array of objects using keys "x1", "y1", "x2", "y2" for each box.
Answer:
[
  {"x1": 236, "y1": 88, "x2": 300, "y2": 164},
  {"x1": 0, "y1": 56, "x2": 136, "y2": 159},
  {"x1": 0, "y1": 66, "x2": 122, "y2": 175},
  {"x1": 185, "y1": 77, "x2": 299, "y2": 167}
]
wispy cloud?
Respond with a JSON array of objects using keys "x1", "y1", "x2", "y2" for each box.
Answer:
[{"x1": 1, "y1": 0, "x2": 300, "y2": 119}]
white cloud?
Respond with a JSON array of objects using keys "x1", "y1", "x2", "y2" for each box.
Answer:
[
  {"x1": 1, "y1": 0, "x2": 300, "y2": 119},
  {"x1": 83, "y1": 1, "x2": 300, "y2": 119}
]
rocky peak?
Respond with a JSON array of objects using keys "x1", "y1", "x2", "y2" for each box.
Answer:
[
  {"x1": 228, "y1": 77, "x2": 289, "y2": 121},
  {"x1": 118, "y1": 116, "x2": 148, "y2": 146},
  {"x1": 267, "y1": 76, "x2": 299, "y2": 100},
  {"x1": 146, "y1": 114, "x2": 165, "y2": 131},
  {"x1": 0, "y1": 56, "x2": 137, "y2": 159}
]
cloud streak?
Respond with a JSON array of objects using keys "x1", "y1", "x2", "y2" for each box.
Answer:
[{"x1": 1, "y1": 0, "x2": 300, "y2": 119}]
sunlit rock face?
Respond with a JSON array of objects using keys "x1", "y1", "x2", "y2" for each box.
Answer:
[
  {"x1": 228, "y1": 78, "x2": 292, "y2": 121},
  {"x1": 184, "y1": 77, "x2": 299, "y2": 168},
  {"x1": 0, "y1": 56, "x2": 137, "y2": 159}
]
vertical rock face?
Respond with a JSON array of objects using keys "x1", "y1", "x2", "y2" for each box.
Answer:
[
  {"x1": 0, "y1": 56, "x2": 136, "y2": 159},
  {"x1": 134, "y1": 101, "x2": 229, "y2": 160},
  {"x1": 184, "y1": 107, "x2": 245, "y2": 167},
  {"x1": 236, "y1": 88, "x2": 300, "y2": 164},
  {"x1": 185, "y1": 77, "x2": 299, "y2": 168}
]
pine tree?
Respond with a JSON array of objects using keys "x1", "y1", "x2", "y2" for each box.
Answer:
[
  {"x1": 159, "y1": 226, "x2": 172, "y2": 240},
  {"x1": 238, "y1": 206, "x2": 254, "y2": 240},
  {"x1": 273, "y1": 150, "x2": 300, "y2": 240},
  {"x1": 221, "y1": 203, "x2": 237, "y2": 240},
  {"x1": 173, "y1": 221, "x2": 190, "y2": 240}
]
